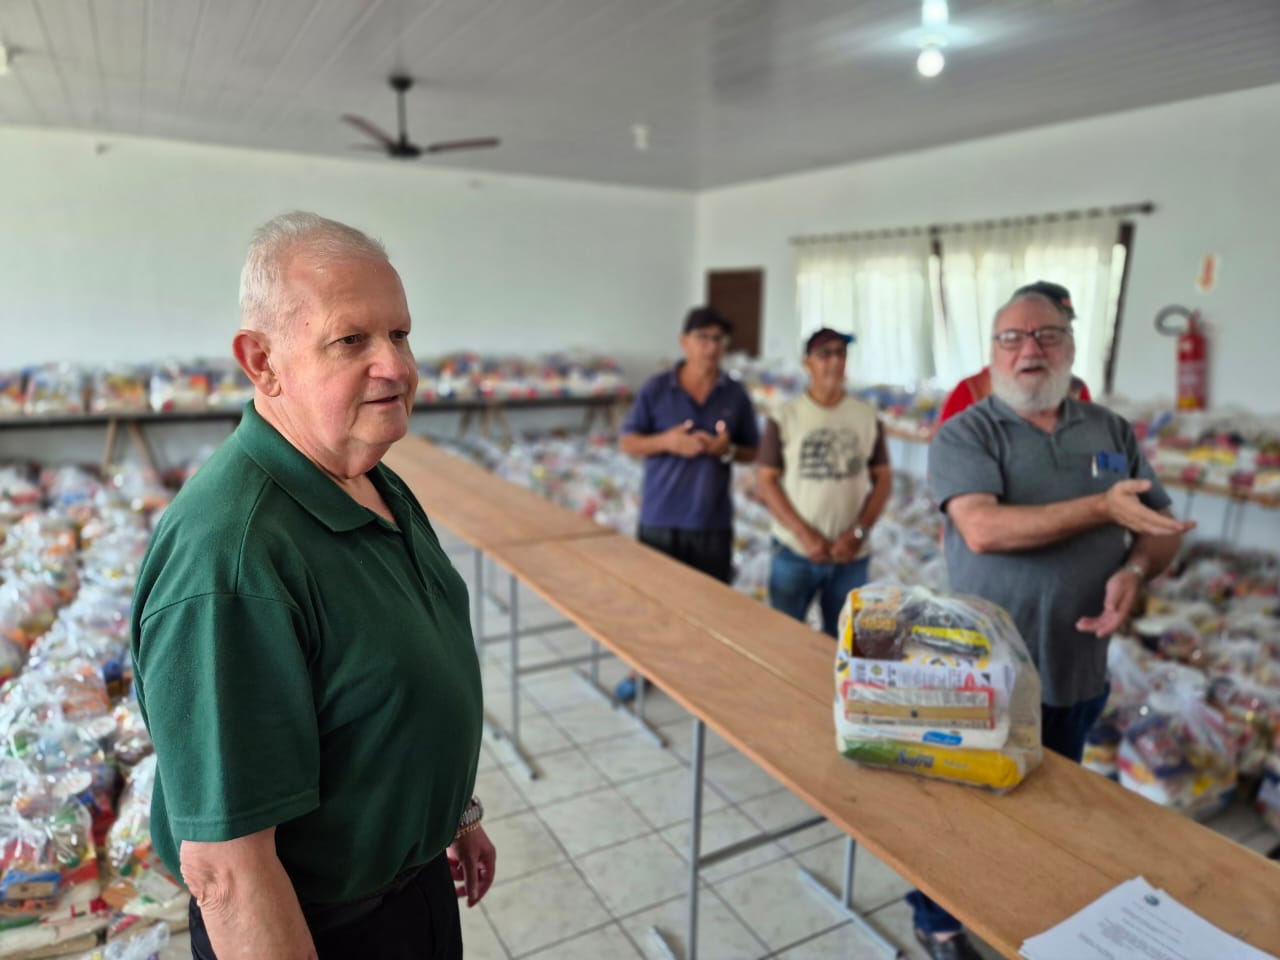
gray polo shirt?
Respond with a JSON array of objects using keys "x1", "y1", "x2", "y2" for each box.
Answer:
[{"x1": 929, "y1": 396, "x2": 1171, "y2": 707}]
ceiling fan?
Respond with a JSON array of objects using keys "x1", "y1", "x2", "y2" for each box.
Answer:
[{"x1": 342, "y1": 74, "x2": 501, "y2": 159}]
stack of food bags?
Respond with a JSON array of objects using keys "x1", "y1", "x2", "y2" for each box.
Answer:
[{"x1": 834, "y1": 585, "x2": 1043, "y2": 792}]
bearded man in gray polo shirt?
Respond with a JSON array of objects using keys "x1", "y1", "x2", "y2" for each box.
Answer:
[{"x1": 908, "y1": 281, "x2": 1195, "y2": 960}]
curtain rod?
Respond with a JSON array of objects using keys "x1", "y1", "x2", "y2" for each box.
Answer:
[{"x1": 791, "y1": 202, "x2": 1154, "y2": 246}]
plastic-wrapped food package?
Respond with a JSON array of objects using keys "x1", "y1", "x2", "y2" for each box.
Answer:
[
  {"x1": 834, "y1": 585, "x2": 1043, "y2": 791},
  {"x1": 90, "y1": 369, "x2": 151, "y2": 415},
  {"x1": 22, "y1": 365, "x2": 86, "y2": 416},
  {"x1": 106, "y1": 465, "x2": 171, "y2": 516},
  {"x1": 103, "y1": 757, "x2": 185, "y2": 914},
  {"x1": 205, "y1": 361, "x2": 253, "y2": 410},
  {"x1": 0, "y1": 373, "x2": 24, "y2": 417},
  {"x1": 83, "y1": 920, "x2": 170, "y2": 960},
  {"x1": 148, "y1": 363, "x2": 209, "y2": 413}
]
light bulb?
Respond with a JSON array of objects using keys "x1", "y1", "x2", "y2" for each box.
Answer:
[{"x1": 916, "y1": 45, "x2": 945, "y2": 78}]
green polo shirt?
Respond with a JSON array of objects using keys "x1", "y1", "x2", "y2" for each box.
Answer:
[{"x1": 130, "y1": 402, "x2": 482, "y2": 906}]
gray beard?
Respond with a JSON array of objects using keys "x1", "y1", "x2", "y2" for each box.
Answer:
[{"x1": 989, "y1": 364, "x2": 1073, "y2": 415}]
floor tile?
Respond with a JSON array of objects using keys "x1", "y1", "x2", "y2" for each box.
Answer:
[
  {"x1": 775, "y1": 920, "x2": 888, "y2": 959},
  {"x1": 551, "y1": 699, "x2": 653, "y2": 745},
  {"x1": 703, "y1": 751, "x2": 786, "y2": 804},
  {"x1": 484, "y1": 809, "x2": 566, "y2": 883},
  {"x1": 1239, "y1": 824, "x2": 1280, "y2": 856},
  {"x1": 664, "y1": 719, "x2": 738, "y2": 764},
  {"x1": 615, "y1": 765, "x2": 729, "y2": 830},
  {"x1": 794, "y1": 837, "x2": 912, "y2": 914},
  {"x1": 713, "y1": 858, "x2": 853, "y2": 951},
  {"x1": 523, "y1": 921, "x2": 643, "y2": 959},
  {"x1": 632, "y1": 688, "x2": 694, "y2": 727},
  {"x1": 660, "y1": 806, "x2": 790, "y2": 882},
  {"x1": 620, "y1": 888, "x2": 769, "y2": 960},
  {"x1": 473, "y1": 766, "x2": 529, "y2": 822},
  {"x1": 485, "y1": 712, "x2": 576, "y2": 766},
  {"x1": 583, "y1": 730, "x2": 683, "y2": 784},
  {"x1": 459, "y1": 901, "x2": 508, "y2": 960},
  {"x1": 864, "y1": 898, "x2": 933, "y2": 959},
  {"x1": 737, "y1": 789, "x2": 841, "y2": 853},
  {"x1": 483, "y1": 862, "x2": 610, "y2": 956},
  {"x1": 1207, "y1": 797, "x2": 1275, "y2": 843},
  {"x1": 511, "y1": 748, "x2": 607, "y2": 806},
  {"x1": 539, "y1": 785, "x2": 654, "y2": 858},
  {"x1": 578, "y1": 834, "x2": 690, "y2": 916},
  {"x1": 522, "y1": 670, "x2": 604, "y2": 711}
]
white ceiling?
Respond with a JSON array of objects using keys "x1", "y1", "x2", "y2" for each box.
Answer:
[{"x1": 1, "y1": 0, "x2": 1278, "y2": 190}]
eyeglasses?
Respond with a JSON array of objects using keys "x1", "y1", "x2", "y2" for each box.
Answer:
[
  {"x1": 992, "y1": 326, "x2": 1073, "y2": 350},
  {"x1": 689, "y1": 331, "x2": 730, "y2": 347}
]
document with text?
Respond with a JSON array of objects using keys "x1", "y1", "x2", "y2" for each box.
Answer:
[{"x1": 1020, "y1": 876, "x2": 1276, "y2": 960}]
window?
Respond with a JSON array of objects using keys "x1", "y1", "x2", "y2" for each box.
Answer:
[
  {"x1": 795, "y1": 235, "x2": 935, "y2": 387},
  {"x1": 794, "y1": 211, "x2": 1136, "y2": 394}
]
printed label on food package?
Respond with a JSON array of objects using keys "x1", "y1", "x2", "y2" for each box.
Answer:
[{"x1": 845, "y1": 656, "x2": 1014, "y2": 700}]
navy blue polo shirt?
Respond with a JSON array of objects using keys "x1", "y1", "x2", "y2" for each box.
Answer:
[{"x1": 622, "y1": 364, "x2": 759, "y2": 531}]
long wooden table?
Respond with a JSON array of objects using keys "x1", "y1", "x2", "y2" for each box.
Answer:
[{"x1": 388, "y1": 435, "x2": 1280, "y2": 959}]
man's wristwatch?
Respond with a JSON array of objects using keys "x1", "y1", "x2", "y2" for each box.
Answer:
[
  {"x1": 851, "y1": 525, "x2": 866, "y2": 541},
  {"x1": 720, "y1": 443, "x2": 737, "y2": 464},
  {"x1": 1122, "y1": 561, "x2": 1147, "y2": 582},
  {"x1": 455, "y1": 796, "x2": 484, "y2": 839}
]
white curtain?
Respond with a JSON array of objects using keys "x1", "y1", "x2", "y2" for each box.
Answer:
[
  {"x1": 795, "y1": 234, "x2": 935, "y2": 388},
  {"x1": 936, "y1": 216, "x2": 1123, "y2": 393}
]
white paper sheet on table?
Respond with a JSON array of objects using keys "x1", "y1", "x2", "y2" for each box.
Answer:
[{"x1": 1019, "y1": 876, "x2": 1277, "y2": 960}]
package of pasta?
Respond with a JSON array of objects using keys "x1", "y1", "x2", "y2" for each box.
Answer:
[{"x1": 834, "y1": 584, "x2": 1043, "y2": 792}]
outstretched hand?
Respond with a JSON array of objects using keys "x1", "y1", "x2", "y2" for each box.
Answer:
[
  {"x1": 1103, "y1": 480, "x2": 1196, "y2": 537},
  {"x1": 1076, "y1": 566, "x2": 1143, "y2": 638}
]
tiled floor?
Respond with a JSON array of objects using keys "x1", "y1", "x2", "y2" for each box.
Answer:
[{"x1": 158, "y1": 541, "x2": 1278, "y2": 959}]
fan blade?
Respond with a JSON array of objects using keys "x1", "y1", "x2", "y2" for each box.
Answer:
[
  {"x1": 424, "y1": 137, "x2": 501, "y2": 154},
  {"x1": 341, "y1": 114, "x2": 397, "y2": 147}
]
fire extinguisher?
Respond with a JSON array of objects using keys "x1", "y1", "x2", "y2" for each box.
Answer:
[{"x1": 1155, "y1": 305, "x2": 1207, "y2": 410}]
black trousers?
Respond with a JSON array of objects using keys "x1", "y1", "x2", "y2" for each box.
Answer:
[
  {"x1": 189, "y1": 853, "x2": 462, "y2": 959},
  {"x1": 637, "y1": 524, "x2": 733, "y2": 584}
]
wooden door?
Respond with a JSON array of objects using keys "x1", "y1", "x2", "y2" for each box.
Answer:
[{"x1": 706, "y1": 269, "x2": 763, "y2": 357}]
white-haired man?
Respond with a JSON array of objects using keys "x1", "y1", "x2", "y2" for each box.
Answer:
[
  {"x1": 906, "y1": 282, "x2": 1193, "y2": 959},
  {"x1": 131, "y1": 212, "x2": 494, "y2": 959}
]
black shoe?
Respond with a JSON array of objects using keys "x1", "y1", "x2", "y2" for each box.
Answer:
[{"x1": 914, "y1": 929, "x2": 983, "y2": 960}]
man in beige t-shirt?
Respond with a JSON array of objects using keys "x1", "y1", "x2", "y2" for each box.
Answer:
[{"x1": 757, "y1": 328, "x2": 893, "y2": 636}]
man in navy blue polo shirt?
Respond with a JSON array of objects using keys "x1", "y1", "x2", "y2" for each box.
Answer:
[{"x1": 615, "y1": 306, "x2": 760, "y2": 700}]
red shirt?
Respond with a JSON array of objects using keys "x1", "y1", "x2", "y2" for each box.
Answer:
[{"x1": 937, "y1": 367, "x2": 1092, "y2": 427}]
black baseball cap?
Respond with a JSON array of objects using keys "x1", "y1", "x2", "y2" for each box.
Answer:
[
  {"x1": 1013, "y1": 280, "x2": 1076, "y2": 319},
  {"x1": 805, "y1": 328, "x2": 855, "y2": 354},
  {"x1": 682, "y1": 307, "x2": 733, "y2": 336}
]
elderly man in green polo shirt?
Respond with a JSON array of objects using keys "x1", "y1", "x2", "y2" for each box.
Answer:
[{"x1": 131, "y1": 212, "x2": 493, "y2": 959}]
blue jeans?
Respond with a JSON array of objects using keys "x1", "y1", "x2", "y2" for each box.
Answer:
[
  {"x1": 768, "y1": 540, "x2": 870, "y2": 638},
  {"x1": 907, "y1": 684, "x2": 1112, "y2": 935}
]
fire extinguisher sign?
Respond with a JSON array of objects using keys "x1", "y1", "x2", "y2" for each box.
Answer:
[{"x1": 1197, "y1": 254, "x2": 1217, "y2": 294}]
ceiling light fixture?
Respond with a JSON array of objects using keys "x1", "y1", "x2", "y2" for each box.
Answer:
[
  {"x1": 917, "y1": 43, "x2": 945, "y2": 78},
  {"x1": 921, "y1": 0, "x2": 949, "y2": 29}
]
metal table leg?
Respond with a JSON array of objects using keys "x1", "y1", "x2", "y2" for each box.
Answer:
[
  {"x1": 653, "y1": 717, "x2": 706, "y2": 960},
  {"x1": 798, "y1": 835, "x2": 901, "y2": 958}
]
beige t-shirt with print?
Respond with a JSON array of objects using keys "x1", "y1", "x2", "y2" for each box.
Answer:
[{"x1": 758, "y1": 393, "x2": 886, "y2": 559}]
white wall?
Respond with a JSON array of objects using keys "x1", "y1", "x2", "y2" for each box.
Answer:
[
  {"x1": 696, "y1": 84, "x2": 1280, "y2": 551},
  {"x1": 694, "y1": 83, "x2": 1280, "y2": 413},
  {"x1": 0, "y1": 126, "x2": 694, "y2": 381}
]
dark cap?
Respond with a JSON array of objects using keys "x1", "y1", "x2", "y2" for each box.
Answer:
[
  {"x1": 804, "y1": 327, "x2": 855, "y2": 355},
  {"x1": 1013, "y1": 280, "x2": 1076, "y2": 319},
  {"x1": 682, "y1": 306, "x2": 733, "y2": 336}
]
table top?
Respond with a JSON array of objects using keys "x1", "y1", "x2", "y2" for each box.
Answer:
[
  {"x1": 383, "y1": 436, "x2": 611, "y2": 547},
  {"x1": 485, "y1": 534, "x2": 1280, "y2": 959}
]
